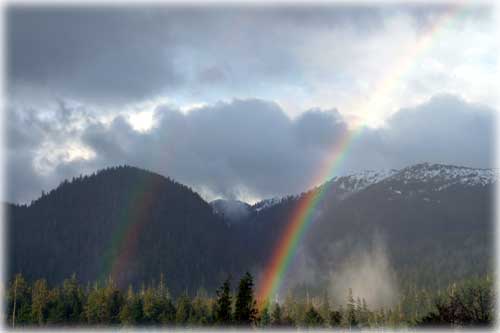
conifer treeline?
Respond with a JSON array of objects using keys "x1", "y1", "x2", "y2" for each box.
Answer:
[{"x1": 5, "y1": 272, "x2": 494, "y2": 328}]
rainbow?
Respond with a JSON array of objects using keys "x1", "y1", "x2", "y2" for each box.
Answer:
[
  {"x1": 100, "y1": 168, "x2": 163, "y2": 285},
  {"x1": 98, "y1": 2, "x2": 468, "y2": 297},
  {"x1": 256, "y1": 3, "x2": 466, "y2": 309}
]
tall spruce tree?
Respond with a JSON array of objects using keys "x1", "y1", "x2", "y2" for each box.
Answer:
[
  {"x1": 61, "y1": 274, "x2": 84, "y2": 323},
  {"x1": 234, "y1": 272, "x2": 257, "y2": 326},
  {"x1": 214, "y1": 278, "x2": 232, "y2": 325},
  {"x1": 119, "y1": 286, "x2": 143, "y2": 325}
]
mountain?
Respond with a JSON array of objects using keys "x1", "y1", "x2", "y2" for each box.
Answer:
[
  {"x1": 6, "y1": 163, "x2": 497, "y2": 298},
  {"x1": 296, "y1": 163, "x2": 496, "y2": 289},
  {"x1": 210, "y1": 199, "x2": 252, "y2": 224},
  {"x1": 233, "y1": 163, "x2": 496, "y2": 292},
  {"x1": 6, "y1": 166, "x2": 244, "y2": 295}
]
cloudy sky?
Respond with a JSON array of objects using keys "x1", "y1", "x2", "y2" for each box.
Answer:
[{"x1": 5, "y1": 3, "x2": 498, "y2": 204}]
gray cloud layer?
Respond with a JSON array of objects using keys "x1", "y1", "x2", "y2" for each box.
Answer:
[
  {"x1": 5, "y1": 94, "x2": 495, "y2": 204},
  {"x1": 8, "y1": 5, "x2": 491, "y2": 108}
]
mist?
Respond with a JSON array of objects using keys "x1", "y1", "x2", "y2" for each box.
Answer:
[{"x1": 328, "y1": 238, "x2": 399, "y2": 309}]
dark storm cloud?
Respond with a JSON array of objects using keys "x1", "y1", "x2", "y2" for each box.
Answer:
[
  {"x1": 7, "y1": 7, "x2": 182, "y2": 104},
  {"x1": 5, "y1": 95, "x2": 495, "y2": 204},
  {"x1": 7, "y1": 4, "x2": 477, "y2": 106}
]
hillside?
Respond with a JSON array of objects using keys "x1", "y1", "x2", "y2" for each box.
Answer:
[
  {"x1": 6, "y1": 166, "x2": 241, "y2": 295},
  {"x1": 6, "y1": 163, "x2": 496, "y2": 299},
  {"x1": 231, "y1": 163, "x2": 496, "y2": 295}
]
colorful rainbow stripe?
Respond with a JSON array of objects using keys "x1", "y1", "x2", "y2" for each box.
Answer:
[
  {"x1": 100, "y1": 170, "x2": 162, "y2": 285},
  {"x1": 256, "y1": 3, "x2": 466, "y2": 309}
]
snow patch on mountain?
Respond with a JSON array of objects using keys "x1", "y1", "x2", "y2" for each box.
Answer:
[
  {"x1": 236, "y1": 163, "x2": 497, "y2": 214},
  {"x1": 328, "y1": 169, "x2": 399, "y2": 193},
  {"x1": 252, "y1": 197, "x2": 284, "y2": 212},
  {"x1": 388, "y1": 163, "x2": 497, "y2": 190}
]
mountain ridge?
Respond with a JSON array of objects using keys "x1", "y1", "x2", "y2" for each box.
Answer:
[
  {"x1": 6, "y1": 162, "x2": 496, "y2": 297},
  {"x1": 211, "y1": 163, "x2": 497, "y2": 216}
]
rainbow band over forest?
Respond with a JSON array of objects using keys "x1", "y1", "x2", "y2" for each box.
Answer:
[
  {"x1": 101, "y1": 170, "x2": 163, "y2": 284},
  {"x1": 256, "y1": 3, "x2": 466, "y2": 309}
]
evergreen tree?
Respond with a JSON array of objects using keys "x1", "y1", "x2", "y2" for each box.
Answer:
[
  {"x1": 85, "y1": 283, "x2": 108, "y2": 324},
  {"x1": 417, "y1": 276, "x2": 494, "y2": 327},
  {"x1": 119, "y1": 286, "x2": 143, "y2": 325},
  {"x1": 46, "y1": 287, "x2": 65, "y2": 324},
  {"x1": 234, "y1": 272, "x2": 257, "y2": 326},
  {"x1": 175, "y1": 293, "x2": 193, "y2": 326},
  {"x1": 104, "y1": 277, "x2": 124, "y2": 325},
  {"x1": 214, "y1": 278, "x2": 232, "y2": 325},
  {"x1": 342, "y1": 288, "x2": 358, "y2": 328},
  {"x1": 156, "y1": 275, "x2": 176, "y2": 325},
  {"x1": 329, "y1": 309, "x2": 342, "y2": 327},
  {"x1": 190, "y1": 288, "x2": 212, "y2": 325},
  {"x1": 142, "y1": 286, "x2": 161, "y2": 325},
  {"x1": 304, "y1": 306, "x2": 324, "y2": 327},
  {"x1": 61, "y1": 274, "x2": 84, "y2": 323},
  {"x1": 84, "y1": 278, "x2": 123, "y2": 325}
]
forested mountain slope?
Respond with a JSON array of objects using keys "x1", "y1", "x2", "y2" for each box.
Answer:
[
  {"x1": 7, "y1": 166, "x2": 241, "y2": 295},
  {"x1": 6, "y1": 163, "x2": 496, "y2": 297}
]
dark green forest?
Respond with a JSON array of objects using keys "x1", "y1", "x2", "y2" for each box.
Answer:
[{"x1": 5, "y1": 272, "x2": 494, "y2": 328}]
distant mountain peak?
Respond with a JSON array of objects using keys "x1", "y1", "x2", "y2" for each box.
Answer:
[{"x1": 210, "y1": 199, "x2": 252, "y2": 224}]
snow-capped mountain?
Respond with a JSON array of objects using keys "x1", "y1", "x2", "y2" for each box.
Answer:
[
  {"x1": 210, "y1": 163, "x2": 498, "y2": 218},
  {"x1": 253, "y1": 163, "x2": 497, "y2": 212},
  {"x1": 324, "y1": 163, "x2": 497, "y2": 194},
  {"x1": 387, "y1": 163, "x2": 497, "y2": 187}
]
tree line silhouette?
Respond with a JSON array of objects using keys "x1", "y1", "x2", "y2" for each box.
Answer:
[{"x1": 5, "y1": 272, "x2": 493, "y2": 328}]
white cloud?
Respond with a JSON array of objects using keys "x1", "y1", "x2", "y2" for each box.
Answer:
[{"x1": 5, "y1": 94, "x2": 496, "y2": 204}]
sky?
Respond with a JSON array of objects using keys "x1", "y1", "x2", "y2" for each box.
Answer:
[{"x1": 4, "y1": 3, "x2": 498, "y2": 204}]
